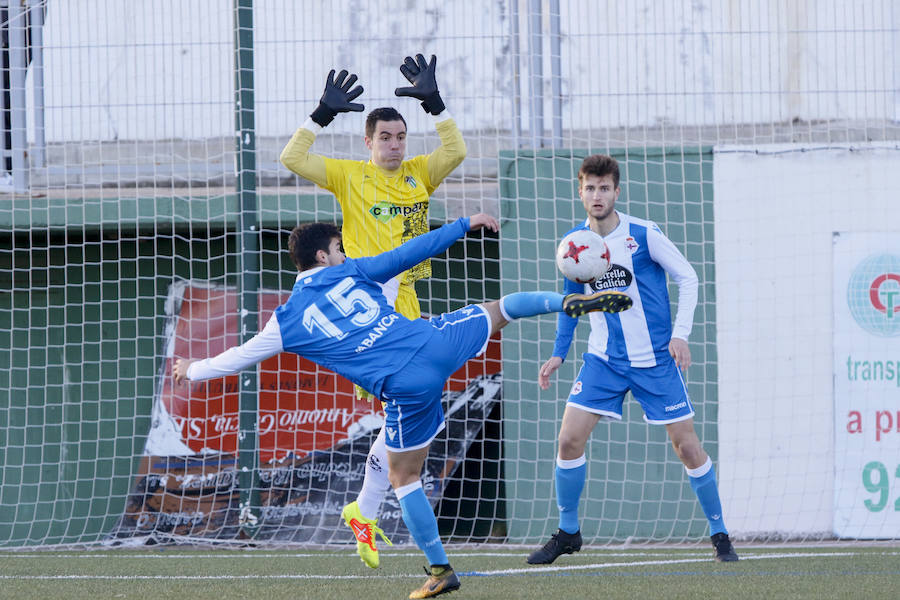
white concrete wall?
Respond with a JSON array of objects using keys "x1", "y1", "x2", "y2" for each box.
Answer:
[
  {"x1": 714, "y1": 143, "x2": 900, "y2": 537},
  {"x1": 35, "y1": 0, "x2": 898, "y2": 141}
]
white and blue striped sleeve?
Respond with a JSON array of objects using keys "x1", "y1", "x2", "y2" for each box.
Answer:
[{"x1": 646, "y1": 225, "x2": 698, "y2": 342}]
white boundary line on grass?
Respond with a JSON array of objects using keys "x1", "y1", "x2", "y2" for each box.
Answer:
[
  {"x1": 1, "y1": 550, "x2": 893, "y2": 581},
  {"x1": 0, "y1": 551, "x2": 722, "y2": 559}
]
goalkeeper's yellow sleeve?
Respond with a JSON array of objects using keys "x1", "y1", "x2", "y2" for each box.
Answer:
[{"x1": 279, "y1": 127, "x2": 328, "y2": 188}]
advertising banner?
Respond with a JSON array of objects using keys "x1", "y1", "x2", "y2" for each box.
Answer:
[
  {"x1": 833, "y1": 232, "x2": 900, "y2": 537},
  {"x1": 109, "y1": 281, "x2": 502, "y2": 544}
]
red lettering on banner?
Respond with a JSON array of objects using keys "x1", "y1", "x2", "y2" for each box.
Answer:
[
  {"x1": 875, "y1": 410, "x2": 897, "y2": 442},
  {"x1": 847, "y1": 410, "x2": 863, "y2": 434}
]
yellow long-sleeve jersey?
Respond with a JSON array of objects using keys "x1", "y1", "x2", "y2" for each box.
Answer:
[{"x1": 280, "y1": 116, "x2": 466, "y2": 320}]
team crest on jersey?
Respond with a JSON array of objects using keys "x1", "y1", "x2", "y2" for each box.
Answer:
[
  {"x1": 571, "y1": 381, "x2": 583, "y2": 396},
  {"x1": 405, "y1": 176, "x2": 417, "y2": 188},
  {"x1": 625, "y1": 236, "x2": 639, "y2": 253}
]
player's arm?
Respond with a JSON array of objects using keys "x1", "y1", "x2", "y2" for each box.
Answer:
[
  {"x1": 424, "y1": 116, "x2": 466, "y2": 190},
  {"x1": 356, "y1": 214, "x2": 498, "y2": 283},
  {"x1": 539, "y1": 277, "x2": 581, "y2": 389},
  {"x1": 279, "y1": 125, "x2": 328, "y2": 188},
  {"x1": 646, "y1": 224, "x2": 698, "y2": 369},
  {"x1": 552, "y1": 276, "x2": 583, "y2": 358},
  {"x1": 646, "y1": 224, "x2": 698, "y2": 341},
  {"x1": 393, "y1": 54, "x2": 466, "y2": 188},
  {"x1": 280, "y1": 69, "x2": 365, "y2": 188},
  {"x1": 173, "y1": 314, "x2": 284, "y2": 383}
]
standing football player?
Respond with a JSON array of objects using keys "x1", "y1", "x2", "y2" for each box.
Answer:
[
  {"x1": 173, "y1": 213, "x2": 631, "y2": 598},
  {"x1": 279, "y1": 54, "x2": 465, "y2": 569},
  {"x1": 528, "y1": 154, "x2": 739, "y2": 564}
]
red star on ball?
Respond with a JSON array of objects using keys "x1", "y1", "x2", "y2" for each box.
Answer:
[{"x1": 563, "y1": 240, "x2": 589, "y2": 263}]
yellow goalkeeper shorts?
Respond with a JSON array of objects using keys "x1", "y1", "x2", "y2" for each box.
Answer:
[{"x1": 394, "y1": 282, "x2": 421, "y2": 320}]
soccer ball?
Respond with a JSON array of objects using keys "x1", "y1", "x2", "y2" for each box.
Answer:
[{"x1": 555, "y1": 229, "x2": 611, "y2": 284}]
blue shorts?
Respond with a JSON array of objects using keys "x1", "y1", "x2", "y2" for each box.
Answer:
[
  {"x1": 380, "y1": 304, "x2": 491, "y2": 451},
  {"x1": 567, "y1": 352, "x2": 694, "y2": 424}
]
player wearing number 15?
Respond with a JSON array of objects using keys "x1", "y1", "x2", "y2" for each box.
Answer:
[
  {"x1": 173, "y1": 213, "x2": 632, "y2": 599},
  {"x1": 279, "y1": 54, "x2": 466, "y2": 568}
]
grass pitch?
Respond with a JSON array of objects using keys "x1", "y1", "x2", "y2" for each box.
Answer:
[{"x1": 1, "y1": 544, "x2": 898, "y2": 600}]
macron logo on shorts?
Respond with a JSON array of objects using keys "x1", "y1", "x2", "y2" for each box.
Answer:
[
  {"x1": 385, "y1": 427, "x2": 396, "y2": 441},
  {"x1": 665, "y1": 401, "x2": 687, "y2": 412}
]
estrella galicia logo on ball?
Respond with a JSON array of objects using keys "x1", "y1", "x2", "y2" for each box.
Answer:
[
  {"x1": 591, "y1": 264, "x2": 632, "y2": 292},
  {"x1": 847, "y1": 253, "x2": 900, "y2": 337}
]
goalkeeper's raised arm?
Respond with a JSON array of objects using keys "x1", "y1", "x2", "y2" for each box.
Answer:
[
  {"x1": 277, "y1": 68, "x2": 364, "y2": 188},
  {"x1": 278, "y1": 56, "x2": 465, "y2": 206}
]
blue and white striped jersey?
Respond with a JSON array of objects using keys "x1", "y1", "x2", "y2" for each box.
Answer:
[{"x1": 552, "y1": 211, "x2": 698, "y2": 367}]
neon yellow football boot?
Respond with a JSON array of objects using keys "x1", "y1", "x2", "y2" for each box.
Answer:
[{"x1": 341, "y1": 501, "x2": 392, "y2": 568}]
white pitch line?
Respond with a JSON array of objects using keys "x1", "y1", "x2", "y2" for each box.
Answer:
[
  {"x1": 0, "y1": 550, "x2": 877, "y2": 581},
  {"x1": 0, "y1": 551, "x2": 718, "y2": 560},
  {"x1": 463, "y1": 551, "x2": 863, "y2": 576},
  {"x1": 3, "y1": 549, "x2": 896, "y2": 561},
  {"x1": 0, "y1": 574, "x2": 418, "y2": 580}
]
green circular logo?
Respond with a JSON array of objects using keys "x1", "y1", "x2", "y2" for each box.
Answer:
[{"x1": 847, "y1": 254, "x2": 900, "y2": 337}]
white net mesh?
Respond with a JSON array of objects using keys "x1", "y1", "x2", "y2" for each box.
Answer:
[{"x1": 1, "y1": 0, "x2": 898, "y2": 547}]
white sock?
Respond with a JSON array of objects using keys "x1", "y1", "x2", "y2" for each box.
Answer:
[{"x1": 356, "y1": 426, "x2": 391, "y2": 520}]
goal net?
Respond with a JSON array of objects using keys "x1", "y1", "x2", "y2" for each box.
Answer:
[{"x1": 1, "y1": 0, "x2": 898, "y2": 548}]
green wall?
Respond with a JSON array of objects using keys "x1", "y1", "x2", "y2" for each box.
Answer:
[
  {"x1": 498, "y1": 147, "x2": 718, "y2": 543},
  {"x1": 0, "y1": 191, "x2": 497, "y2": 546}
]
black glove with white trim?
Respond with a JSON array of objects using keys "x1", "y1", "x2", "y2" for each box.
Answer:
[
  {"x1": 310, "y1": 69, "x2": 364, "y2": 127},
  {"x1": 394, "y1": 54, "x2": 445, "y2": 115}
]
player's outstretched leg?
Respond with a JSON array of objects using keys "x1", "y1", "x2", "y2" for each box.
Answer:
[
  {"x1": 497, "y1": 290, "x2": 632, "y2": 325},
  {"x1": 563, "y1": 290, "x2": 633, "y2": 317}
]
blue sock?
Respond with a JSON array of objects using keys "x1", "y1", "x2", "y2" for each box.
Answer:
[
  {"x1": 500, "y1": 292, "x2": 564, "y2": 320},
  {"x1": 397, "y1": 483, "x2": 448, "y2": 566},
  {"x1": 687, "y1": 458, "x2": 727, "y2": 536},
  {"x1": 556, "y1": 455, "x2": 587, "y2": 534}
]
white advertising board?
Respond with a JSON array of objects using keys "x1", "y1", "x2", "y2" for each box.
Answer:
[{"x1": 833, "y1": 232, "x2": 900, "y2": 538}]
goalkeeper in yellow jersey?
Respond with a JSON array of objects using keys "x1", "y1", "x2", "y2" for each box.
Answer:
[{"x1": 279, "y1": 54, "x2": 465, "y2": 572}]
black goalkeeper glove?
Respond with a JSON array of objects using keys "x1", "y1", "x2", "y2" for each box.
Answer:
[
  {"x1": 394, "y1": 54, "x2": 445, "y2": 115},
  {"x1": 310, "y1": 69, "x2": 365, "y2": 127}
]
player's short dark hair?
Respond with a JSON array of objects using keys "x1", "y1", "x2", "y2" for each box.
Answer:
[
  {"x1": 578, "y1": 154, "x2": 620, "y2": 189},
  {"x1": 365, "y1": 107, "x2": 407, "y2": 138},
  {"x1": 288, "y1": 222, "x2": 341, "y2": 271}
]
